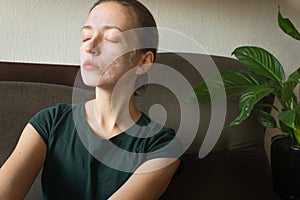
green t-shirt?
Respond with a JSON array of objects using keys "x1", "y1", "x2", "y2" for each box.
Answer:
[{"x1": 29, "y1": 102, "x2": 182, "y2": 200}]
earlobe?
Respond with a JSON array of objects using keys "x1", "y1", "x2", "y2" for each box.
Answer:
[{"x1": 135, "y1": 51, "x2": 154, "y2": 75}]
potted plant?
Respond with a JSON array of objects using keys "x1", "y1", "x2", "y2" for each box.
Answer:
[{"x1": 189, "y1": 7, "x2": 300, "y2": 199}]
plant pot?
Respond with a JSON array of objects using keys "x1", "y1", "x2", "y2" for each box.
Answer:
[{"x1": 271, "y1": 136, "x2": 300, "y2": 200}]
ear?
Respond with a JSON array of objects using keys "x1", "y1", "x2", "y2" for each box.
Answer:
[{"x1": 135, "y1": 51, "x2": 154, "y2": 75}]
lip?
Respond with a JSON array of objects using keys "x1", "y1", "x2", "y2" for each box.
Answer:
[{"x1": 82, "y1": 60, "x2": 100, "y2": 71}]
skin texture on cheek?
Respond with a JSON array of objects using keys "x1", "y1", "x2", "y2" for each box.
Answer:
[
  {"x1": 81, "y1": 50, "x2": 139, "y2": 88},
  {"x1": 103, "y1": 71, "x2": 116, "y2": 81},
  {"x1": 103, "y1": 51, "x2": 138, "y2": 82}
]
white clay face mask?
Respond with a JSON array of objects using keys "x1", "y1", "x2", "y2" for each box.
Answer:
[{"x1": 80, "y1": 35, "x2": 138, "y2": 87}]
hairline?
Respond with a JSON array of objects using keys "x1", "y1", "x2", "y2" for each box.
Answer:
[{"x1": 89, "y1": 1, "x2": 142, "y2": 29}]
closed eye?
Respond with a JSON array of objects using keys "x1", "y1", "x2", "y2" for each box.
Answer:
[
  {"x1": 104, "y1": 29, "x2": 122, "y2": 44},
  {"x1": 82, "y1": 38, "x2": 91, "y2": 42},
  {"x1": 105, "y1": 37, "x2": 120, "y2": 43}
]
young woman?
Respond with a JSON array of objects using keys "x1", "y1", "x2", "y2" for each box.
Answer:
[{"x1": 0, "y1": 0, "x2": 182, "y2": 199}]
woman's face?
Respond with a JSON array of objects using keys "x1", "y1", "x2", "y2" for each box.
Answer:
[{"x1": 80, "y1": 1, "x2": 141, "y2": 88}]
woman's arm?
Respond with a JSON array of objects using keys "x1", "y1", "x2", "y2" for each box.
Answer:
[
  {"x1": 0, "y1": 123, "x2": 47, "y2": 200},
  {"x1": 109, "y1": 158, "x2": 181, "y2": 200}
]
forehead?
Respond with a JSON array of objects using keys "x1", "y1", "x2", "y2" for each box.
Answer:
[{"x1": 85, "y1": 1, "x2": 136, "y2": 31}]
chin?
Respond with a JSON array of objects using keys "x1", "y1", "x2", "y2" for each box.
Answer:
[
  {"x1": 81, "y1": 73, "x2": 100, "y2": 87},
  {"x1": 82, "y1": 79, "x2": 98, "y2": 87},
  {"x1": 82, "y1": 76, "x2": 115, "y2": 88},
  {"x1": 80, "y1": 67, "x2": 103, "y2": 87}
]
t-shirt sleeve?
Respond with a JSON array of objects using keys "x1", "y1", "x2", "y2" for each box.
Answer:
[
  {"x1": 145, "y1": 128, "x2": 183, "y2": 161},
  {"x1": 29, "y1": 106, "x2": 56, "y2": 145},
  {"x1": 145, "y1": 128, "x2": 184, "y2": 176}
]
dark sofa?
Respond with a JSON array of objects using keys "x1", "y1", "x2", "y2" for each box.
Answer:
[{"x1": 0, "y1": 53, "x2": 281, "y2": 200}]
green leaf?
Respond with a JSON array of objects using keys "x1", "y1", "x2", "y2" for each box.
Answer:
[
  {"x1": 222, "y1": 71, "x2": 269, "y2": 96},
  {"x1": 287, "y1": 67, "x2": 300, "y2": 83},
  {"x1": 253, "y1": 108, "x2": 277, "y2": 128},
  {"x1": 186, "y1": 81, "x2": 210, "y2": 104},
  {"x1": 281, "y1": 81, "x2": 297, "y2": 104},
  {"x1": 255, "y1": 103, "x2": 279, "y2": 113},
  {"x1": 279, "y1": 121, "x2": 294, "y2": 135},
  {"x1": 278, "y1": 109, "x2": 296, "y2": 130},
  {"x1": 232, "y1": 46, "x2": 285, "y2": 83},
  {"x1": 278, "y1": 7, "x2": 300, "y2": 40},
  {"x1": 271, "y1": 134, "x2": 290, "y2": 143},
  {"x1": 187, "y1": 70, "x2": 228, "y2": 104},
  {"x1": 294, "y1": 104, "x2": 300, "y2": 126},
  {"x1": 187, "y1": 70, "x2": 267, "y2": 104},
  {"x1": 282, "y1": 68, "x2": 300, "y2": 104},
  {"x1": 294, "y1": 127, "x2": 300, "y2": 145},
  {"x1": 229, "y1": 86, "x2": 274, "y2": 126}
]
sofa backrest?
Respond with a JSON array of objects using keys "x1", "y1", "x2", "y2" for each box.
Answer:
[
  {"x1": 0, "y1": 53, "x2": 272, "y2": 159},
  {"x1": 0, "y1": 53, "x2": 273, "y2": 199}
]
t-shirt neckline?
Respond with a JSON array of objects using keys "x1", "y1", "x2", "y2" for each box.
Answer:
[{"x1": 79, "y1": 101, "x2": 147, "y2": 141}]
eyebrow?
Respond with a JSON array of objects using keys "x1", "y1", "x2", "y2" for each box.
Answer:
[{"x1": 81, "y1": 25, "x2": 124, "y2": 32}]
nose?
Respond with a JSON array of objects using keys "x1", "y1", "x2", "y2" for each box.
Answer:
[{"x1": 85, "y1": 40, "x2": 100, "y2": 56}]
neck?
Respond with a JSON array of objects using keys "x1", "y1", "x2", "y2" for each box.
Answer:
[{"x1": 92, "y1": 87, "x2": 141, "y2": 137}]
